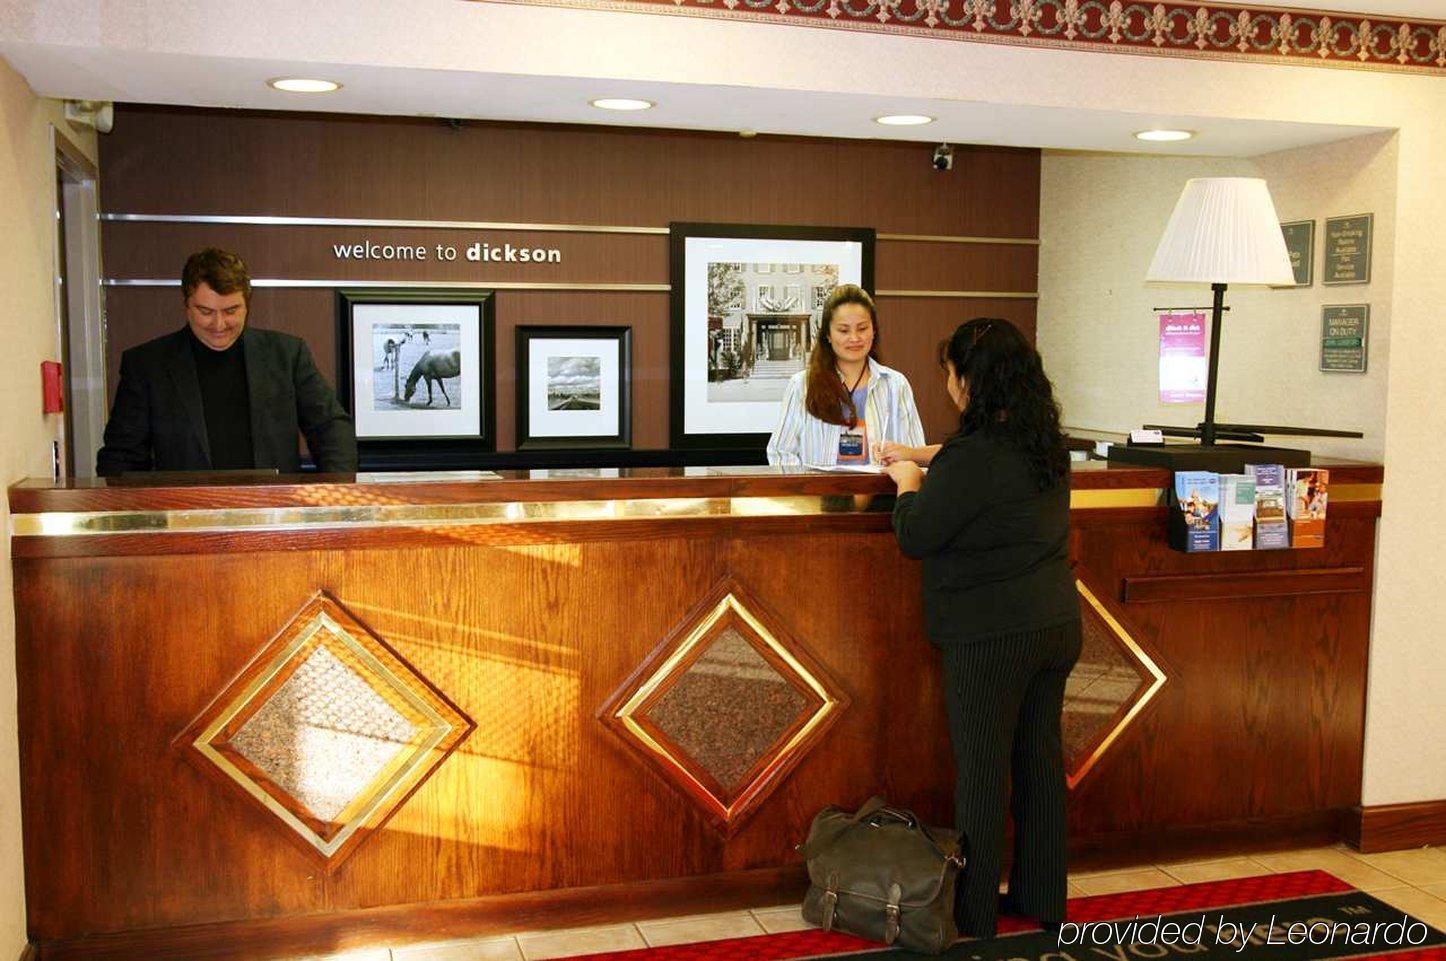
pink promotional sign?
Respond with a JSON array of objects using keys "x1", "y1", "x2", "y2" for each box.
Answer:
[{"x1": 1159, "y1": 312, "x2": 1207, "y2": 404}]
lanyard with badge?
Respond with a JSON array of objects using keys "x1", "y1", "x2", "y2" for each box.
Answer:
[{"x1": 838, "y1": 365, "x2": 868, "y2": 460}]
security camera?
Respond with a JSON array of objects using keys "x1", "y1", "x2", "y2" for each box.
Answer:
[
  {"x1": 932, "y1": 143, "x2": 954, "y2": 171},
  {"x1": 63, "y1": 100, "x2": 114, "y2": 134}
]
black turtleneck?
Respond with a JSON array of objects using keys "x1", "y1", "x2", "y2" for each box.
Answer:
[{"x1": 187, "y1": 329, "x2": 255, "y2": 470}]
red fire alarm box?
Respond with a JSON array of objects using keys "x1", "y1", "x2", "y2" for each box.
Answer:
[{"x1": 41, "y1": 361, "x2": 63, "y2": 413}]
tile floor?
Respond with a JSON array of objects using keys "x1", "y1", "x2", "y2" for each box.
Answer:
[{"x1": 316, "y1": 844, "x2": 1446, "y2": 961}]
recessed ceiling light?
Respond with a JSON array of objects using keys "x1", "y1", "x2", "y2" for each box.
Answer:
[
  {"x1": 590, "y1": 98, "x2": 655, "y2": 112},
  {"x1": 1135, "y1": 129, "x2": 1195, "y2": 142},
  {"x1": 874, "y1": 114, "x2": 935, "y2": 127},
  {"x1": 268, "y1": 78, "x2": 341, "y2": 94}
]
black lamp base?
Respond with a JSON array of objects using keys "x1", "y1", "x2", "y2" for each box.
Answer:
[{"x1": 1107, "y1": 443, "x2": 1312, "y2": 473}]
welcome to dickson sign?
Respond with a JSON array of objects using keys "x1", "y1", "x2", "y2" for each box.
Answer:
[{"x1": 332, "y1": 239, "x2": 562, "y2": 264}]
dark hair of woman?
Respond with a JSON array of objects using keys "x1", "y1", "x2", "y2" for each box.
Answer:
[
  {"x1": 804, "y1": 284, "x2": 879, "y2": 426},
  {"x1": 939, "y1": 317, "x2": 1069, "y2": 490}
]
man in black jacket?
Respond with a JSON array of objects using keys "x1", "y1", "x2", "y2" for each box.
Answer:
[{"x1": 96, "y1": 248, "x2": 357, "y2": 476}]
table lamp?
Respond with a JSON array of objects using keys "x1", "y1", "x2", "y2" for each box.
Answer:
[{"x1": 1108, "y1": 177, "x2": 1318, "y2": 472}]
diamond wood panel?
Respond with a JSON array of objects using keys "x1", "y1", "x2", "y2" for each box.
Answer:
[
  {"x1": 1065, "y1": 579, "x2": 1168, "y2": 790},
  {"x1": 598, "y1": 579, "x2": 848, "y2": 836},
  {"x1": 179, "y1": 592, "x2": 473, "y2": 866}
]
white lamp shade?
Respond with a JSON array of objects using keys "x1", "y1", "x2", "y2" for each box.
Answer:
[{"x1": 1147, "y1": 177, "x2": 1295, "y2": 286}]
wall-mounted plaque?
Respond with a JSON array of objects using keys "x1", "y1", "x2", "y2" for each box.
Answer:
[
  {"x1": 1321, "y1": 305, "x2": 1369, "y2": 373},
  {"x1": 1323, "y1": 214, "x2": 1372, "y2": 285},
  {"x1": 1278, "y1": 220, "x2": 1314, "y2": 287}
]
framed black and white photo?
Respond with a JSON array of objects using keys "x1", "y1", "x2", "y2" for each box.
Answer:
[
  {"x1": 669, "y1": 222, "x2": 875, "y2": 450},
  {"x1": 516, "y1": 326, "x2": 632, "y2": 450},
  {"x1": 334, "y1": 289, "x2": 495, "y2": 454}
]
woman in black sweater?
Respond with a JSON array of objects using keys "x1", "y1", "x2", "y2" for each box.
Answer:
[{"x1": 881, "y1": 318, "x2": 1080, "y2": 940}]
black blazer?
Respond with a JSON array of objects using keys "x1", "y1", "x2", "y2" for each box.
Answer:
[
  {"x1": 891, "y1": 430, "x2": 1077, "y2": 644},
  {"x1": 96, "y1": 327, "x2": 358, "y2": 476}
]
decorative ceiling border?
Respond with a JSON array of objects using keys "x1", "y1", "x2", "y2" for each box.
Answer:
[{"x1": 479, "y1": 0, "x2": 1446, "y2": 75}]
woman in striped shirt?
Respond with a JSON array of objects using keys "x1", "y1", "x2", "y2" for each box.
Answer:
[{"x1": 765, "y1": 285, "x2": 925, "y2": 467}]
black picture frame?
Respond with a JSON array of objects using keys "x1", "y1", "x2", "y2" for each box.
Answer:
[
  {"x1": 334, "y1": 288, "x2": 496, "y2": 464},
  {"x1": 516, "y1": 325, "x2": 633, "y2": 450},
  {"x1": 1277, "y1": 219, "x2": 1315, "y2": 288},
  {"x1": 668, "y1": 222, "x2": 876, "y2": 451}
]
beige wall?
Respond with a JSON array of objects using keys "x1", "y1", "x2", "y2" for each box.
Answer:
[
  {"x1": 0, "y1": 56, "x2": 97, "y2": 956},
  {"x1": 1039, "y1": 131, "x2": 1397, "y2": 462}
]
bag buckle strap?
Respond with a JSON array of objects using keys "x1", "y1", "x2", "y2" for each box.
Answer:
[
  {"x1": 821, "y1": 872, "x2": 839, "y2": 932},
  {"x1": 884, "y1": 882, "x2": 902, "y2": 945}
]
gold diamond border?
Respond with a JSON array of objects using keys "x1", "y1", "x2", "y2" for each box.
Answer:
[
  {"x1": 600, "y1": 581, "x2": 849, "y2": 833},
  {"x1": 1067, "y1": 579, "x2": 1168, "y2": 790},
  {"x1": 181, "y1": 592, "x2": 473, "y2": 865}
]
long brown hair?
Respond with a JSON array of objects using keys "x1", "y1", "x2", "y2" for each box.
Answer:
[
  {"x1": 939, "y1": 318, "x2": 1069, "y2": 490},
  {"x1": 805, "y1": 284, "x2": 879, "y2": 426}
]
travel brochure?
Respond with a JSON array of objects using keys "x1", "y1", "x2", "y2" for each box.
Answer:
[{"x1": 1170, "y1": 466, "x2": 1327, "y2": 552}]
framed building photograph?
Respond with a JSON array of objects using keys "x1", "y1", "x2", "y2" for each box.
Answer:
[
  {"x1": 669, "y1": 222, "x2": 875, "y2": 450},
  {"x1": 516, "y1": 326, "x2": 632, "y2": 450},
  {"x1": 334, "y1": 289, "x2": 495, "y2": 453}
]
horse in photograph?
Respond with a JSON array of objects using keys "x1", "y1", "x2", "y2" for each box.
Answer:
[
  {"x1": 382, "y1": 331, "x2": 412, "y2": 371},
  {"x1": 405, "y1": 349, "x2": 461, "y2": 406}
]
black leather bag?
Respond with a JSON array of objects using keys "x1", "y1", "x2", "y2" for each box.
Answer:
[{"x1": 797, "y1": 796, "x2": 964, "y2": 954}]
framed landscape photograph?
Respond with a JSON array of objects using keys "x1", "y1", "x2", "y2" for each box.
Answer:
[
  {"x1": 334, "y1": 289, "x2": 495, "y2": 454},
  {"x1": 516, "y1": 326, "x2": 632, "y2": 450},
  {"x1": 669, "y1": 222, "x2": 875, "y2": 450}
]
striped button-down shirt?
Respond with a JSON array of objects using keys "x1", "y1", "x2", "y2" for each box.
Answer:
[{"x1": 766, "y1": 359, "x2": 926, "y2": 466}]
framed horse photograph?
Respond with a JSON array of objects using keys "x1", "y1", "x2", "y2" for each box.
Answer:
[{"x1": 334, "y1": 288, "x2": 496, "y2": 463}]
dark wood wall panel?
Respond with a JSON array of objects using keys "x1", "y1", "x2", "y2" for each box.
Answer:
[
  {"x1": 875, "y1": 296, "x2": 1039, "y2": 438},
  {"x1": 99, "y1": 106, "x2": 1040, "y2": 455},
  {"x1": 100, "y1": 109, "x2": 1040, "y2": 236},
  {"x1": 1067, "y1": 511, "x2": 1375, "y2": 836}
]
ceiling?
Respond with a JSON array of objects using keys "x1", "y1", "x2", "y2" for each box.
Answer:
[{"x1": 0, "y1": 0, "x2": 1411, "y2": 157}]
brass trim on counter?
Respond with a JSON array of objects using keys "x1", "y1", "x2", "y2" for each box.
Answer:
[
  {"x1": 1328, "y1": 483, "x2": 1382, "y2": 503},
  {"x1": 8, "y1": 482, "x2": 1381, "y2": 538},
  {"x1": 1069, "y1": 488, "x2": 1165, "y2": 509},
  {"x1": 9, "y1": 495, "x2": 885, "y2": 538}
]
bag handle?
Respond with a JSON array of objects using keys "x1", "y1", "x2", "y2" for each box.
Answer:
[
  {"x1": 795, "y1": 796, "x2": 890, "y2": 859},
  {"x1": 804, "y1": 797, "x2": 963, "y2": 868}
]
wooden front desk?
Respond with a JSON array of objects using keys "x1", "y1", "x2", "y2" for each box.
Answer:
[{"x1": 7, "y1": 462, "x2": 1383, "y2": 959}]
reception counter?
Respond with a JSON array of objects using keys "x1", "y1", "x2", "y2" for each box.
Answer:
[{"x1": 8, "y1": 461, "x2": 1384, "y2": 959}]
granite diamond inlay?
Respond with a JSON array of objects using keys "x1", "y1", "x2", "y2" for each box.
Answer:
[
  {"x1": 600, "y1": 583, "x2": 848, "y2": 834},
  {"x1": 228, "y1": 645, "x2": 421, "y2": 824},
  {"x1": 645, "y1": 626, "x2": 811, "y2": 793},
  {"x1": 182, "y1": 592, "x2": 473, "y2": 864},
  {"x1": 1064, "y1": 580, "x2": 1167, "y2": 789}
]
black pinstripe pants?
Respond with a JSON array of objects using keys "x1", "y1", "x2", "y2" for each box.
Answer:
[{"x1": 940, "y1": 620, "x2": 1082, "y2": 939}]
